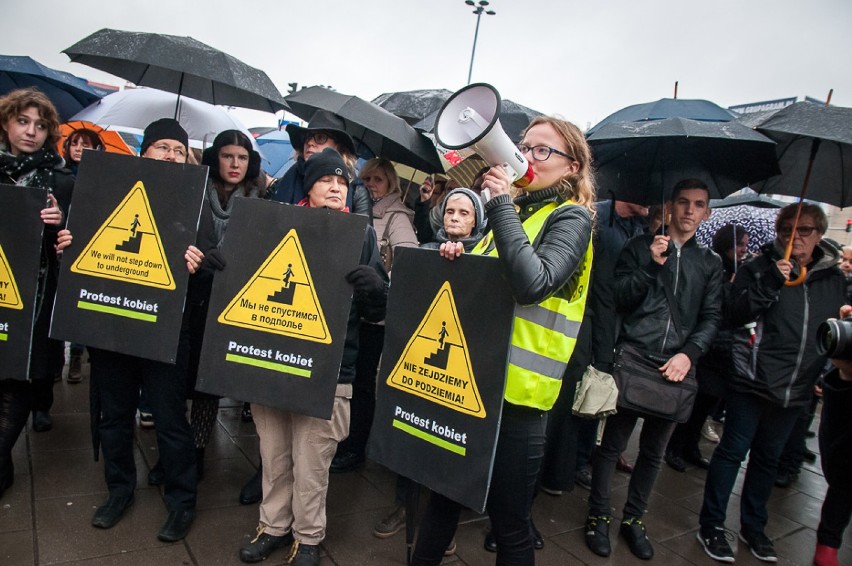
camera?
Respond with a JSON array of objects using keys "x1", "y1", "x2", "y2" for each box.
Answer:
[{"x1": 817, "y1": 317, "x2": 852, "y2": 359}]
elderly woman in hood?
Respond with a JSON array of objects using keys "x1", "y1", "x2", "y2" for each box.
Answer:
[{"x1": 421, "y1": 187, "x2": 486, "y2": 252}]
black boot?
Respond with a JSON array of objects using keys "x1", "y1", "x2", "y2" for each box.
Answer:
[
  {"x1": 0, "y1": 383, "x2": 31, "y2": 499},
  {"x1": 196, "y1": 448, "x2": 205, "y2": 480},
  {"x1": 240, "y1": 464, "x2": 263, "y2": 505}
]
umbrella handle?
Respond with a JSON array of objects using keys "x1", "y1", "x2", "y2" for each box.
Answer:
[{"x1": 784, "y1": 267, "x2": 807, "y2": 287}]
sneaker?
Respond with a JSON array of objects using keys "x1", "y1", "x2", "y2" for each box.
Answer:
[
  {"x1": 540, "y1": 485, "x2": 563, "y2": 496},
  {"x1": 373, "y1": 506, "x2": 405, "y2": 538},
  {"x1": 696, "y1": 526, "x2": 735, "y2": 563},
  {"x1": 774, "y1": 470, "x2": 798, "y2": 488},
  {"x1": 739, "y1": 531, "x2": 777, "y2": 562},
  {"x1": 444, "y1": 537, "x2": 457, "y2": 556},
  {"x1": 620, "y1": 517, "x2": 654, "y2": 560},
  {"x1": 702, "y1": 420, "x2": 721, "y2": 443},
  {"x1": 584, "y1": 515, "x2": 612, "y2": 557},
  {"x1": 139, "y1": 412, "x2": 155, "y2": 429},
  {"x1": 290, "y1": 542, "x2": 319, "y2": 566},
  {"x1": 239, "y1": 527, "x2": 293, "y2": 563},
  {"x1": 575, "y1": 467, "x2": 593, "y2": 490}
]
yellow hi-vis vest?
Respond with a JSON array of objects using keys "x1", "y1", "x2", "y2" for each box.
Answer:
[{"x1": 472, "y1": 199, "x2": 593, "y2": 411}]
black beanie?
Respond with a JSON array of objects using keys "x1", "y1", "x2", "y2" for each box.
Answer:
[
  {"x1": 304, "y1": 148, "x2": 351, "y2": 192},
  {"x1": 141, "y1": 118, "x2": 189, "y2": 156}
]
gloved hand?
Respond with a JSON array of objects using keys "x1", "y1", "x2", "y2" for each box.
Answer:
[
  {"x1": 346, "y1": 265, "x2": 384, "y2": 296},
  {"x1": 205, "y1": 248, "x2": 227, "y2": 271}
]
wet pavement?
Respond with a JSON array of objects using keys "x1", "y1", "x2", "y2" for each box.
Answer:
[{"x1": 1, "y1": 362, "x2": 849, "y2": 565}]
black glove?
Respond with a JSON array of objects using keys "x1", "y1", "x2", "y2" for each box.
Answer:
[
  {"x1": 346, "y1": 265, "x2": 384, "y2": 296},
  {"x1": 205, "y1": 248, "x2": 227, "y2": 271}
]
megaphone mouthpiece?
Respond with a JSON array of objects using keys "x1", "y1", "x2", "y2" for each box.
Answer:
[{"x1": 435, "y1": 83, "x2": 534, "y2": 188}]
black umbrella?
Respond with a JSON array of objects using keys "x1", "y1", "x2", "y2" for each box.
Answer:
[
  {"x1": 0, "y1": 55, "x2": 104, "y2": 121},
  {"x1": 587, "y1": 97, "x2": 737, "y2": 135},
  {"x1": 737, "y1": 100, "x2": 852, "y2": 284},
  {"x1": 372, "y1": 88, "x2": 453, "y2": 126},
  {"x1": 587, "y1": 117, "x2": 781, "y2": 206},
  {"x1": 63, "y1": 29, "x2": 287, "y2": 114},
  {"x1": 710, "y1": 188, "x2": 787, "y2": 209},
  {"x1": 739, "y1": 101, "x2": 852, "y2": 207},
  {"x1": 284, "y1": 86, "x2": 444, "y2": 173},
  {"x1": 414, "y1": 97, "x2": 542, "y2": 143}
]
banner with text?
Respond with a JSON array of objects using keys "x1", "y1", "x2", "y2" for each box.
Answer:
[
  {"x1": 196, "y1": 199, "x2": 368, "y2": 420},
  {"x1": 367, "y1": 247, "x2": 514, "y2": 512},
  {"x1": 50, "y1": 152, "x2": 207, "y2": 363},
  {"x1": 0, "y1": 184, "x2": 47, "y2": 380}
]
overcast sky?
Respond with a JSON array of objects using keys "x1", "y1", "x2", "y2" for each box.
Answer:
[{"x1": 5, "y1": 0, "x2": 851, "y2": 130}]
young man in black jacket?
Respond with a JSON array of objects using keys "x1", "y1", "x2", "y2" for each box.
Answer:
[{"x1": 585, "y1": 179, "x2": 722, "y2": 560}]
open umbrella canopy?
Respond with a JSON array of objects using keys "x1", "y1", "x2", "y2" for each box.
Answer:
[
  {"x1": 284, "y1": 86, "x2": 443, "y2": 173},
  {"x1": 738, "y1": 102, "x2": 852, "y2": 207},
  {"x1": 56, "y1": 120, "x2": 134, "y2": 156},
  {"x1": 72, "y1": 87, "x2": 255, "y2": 148},
  {"x1": 709, "y1": 187, "x2": 787, "y2": 209},
  {"x1": 587, "y1": 97, "x2": 737, "y2": 135},
  {"x1": 63, "y1": 28, "x2": 287, "y2": 113},
  {"x1": 588, "y1": 117, "x2": 780, "y2": 205},
  {"x1": 0, "y1": 54, "x2": 104, "y2": 121},
  {"x1": 696, "y1": 205, "x2": 779, "y2": 255},
  {"x1": 372, "y1": 88, "x2": 453, "y2": 126},
  {"x1": 255, "y1": 129, "x2": 295, "y2": 178}
]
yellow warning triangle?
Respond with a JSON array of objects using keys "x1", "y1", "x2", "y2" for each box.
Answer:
[
  {"x1": 71, "y1": 181, "x2": 175, "y2": 289},
  {"x1": 387, "y1": 281, "x2": 485, "y2": 418},
  {"x1": 0, "y1": 243, "x2": 23, "y2": 310},
  {"x1": 219, "y1": 229, "x2": 331, "y2": 343}
]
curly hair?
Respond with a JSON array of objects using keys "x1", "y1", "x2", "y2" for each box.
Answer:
[
  {"x1": 0, "y1": 87, "x2": 61, "y2": 148},
  {"x1": 519, "y1": 115, "x2": 596, "y2": 213}
]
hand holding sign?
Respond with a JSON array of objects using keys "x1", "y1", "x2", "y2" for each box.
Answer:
[{"x1": 41, "y1": 193, "x2": 63, "y2": 226}]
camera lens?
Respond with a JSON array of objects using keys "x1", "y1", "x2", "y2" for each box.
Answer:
[{"x1": 817, "y1": 317, "x2": 852, "y2": 359}]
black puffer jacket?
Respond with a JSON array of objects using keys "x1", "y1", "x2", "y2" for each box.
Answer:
[
  {"x1": 614, "y1": 234, "x2": 723, "y2": 363},
  {"x1": 729, "y1": 240, "x2": 846, "y2": 408},
  {"x1": 483, "y1": 189, "x2": 592, "y2": 305}
]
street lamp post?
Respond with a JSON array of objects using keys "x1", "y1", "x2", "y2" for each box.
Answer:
[{"x1": 465, "y1": 0, "x2": 496, "y2": 85}]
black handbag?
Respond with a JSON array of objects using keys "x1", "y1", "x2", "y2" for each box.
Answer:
[
  {"x1": 611, "y1": 272, "x2": 697, "y2": 423},
  {"x1": 612, "y1": 343, "x2": 697, "y2": 423}
]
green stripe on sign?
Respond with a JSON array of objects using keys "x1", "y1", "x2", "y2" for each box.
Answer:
[
  {"x1": 392, "y1": 419, "x2": 466, "y2": 456},
  {"x1": 77, "y1": 300, "x2": 157, "y2": 322},
  {"x1": 0, "y1": 333, "x2": 7, "y2": 341},
  {"x1": 225, "y1": 353, "x2": 312, "y2": 378}
]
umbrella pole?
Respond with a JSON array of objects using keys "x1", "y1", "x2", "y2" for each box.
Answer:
[
  {"x1": 174, "y1": 74, "x2": 185, "y2": 119},
  {"x1": 782, "y1": 138, "x2": 822, "y2": 286}
]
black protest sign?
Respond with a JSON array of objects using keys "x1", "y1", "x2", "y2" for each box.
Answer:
[
  {"x1": 367, "y1": 247, "x2": 514, "y2": 512},
  {"x1": 0, "y1": 184, "x2": 46, "y2": 380},
  {"x1": 196, "y1": 199, "x2": 368, "y2": 420},
  {"x1": 50, "y1": 151, "x2": 206, "y2": 363}
]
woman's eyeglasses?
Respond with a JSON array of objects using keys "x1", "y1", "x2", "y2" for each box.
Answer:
[
  {"x1": 778, "y1": 225, "x2": 817, "y2": 237},
  {"x1": 305, "y1": 132, "x2": 330, "y2": 145},
  {"x1": 516, "y1": 144, "x2": 575, "y2": 162}
]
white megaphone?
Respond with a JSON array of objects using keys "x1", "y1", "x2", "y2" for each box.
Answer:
[{"x1": 435, "y1": 83, "x2": 534, "y2": 188}]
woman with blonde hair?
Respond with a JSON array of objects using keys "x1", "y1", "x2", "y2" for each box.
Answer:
[{"x1": 411, "y1": 115, "x2": 596, "y2": 565}]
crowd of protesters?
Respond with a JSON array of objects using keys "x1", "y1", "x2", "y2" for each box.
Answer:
[{"x1": 0, "y1": 85, "x2": 849, "y2": 566}]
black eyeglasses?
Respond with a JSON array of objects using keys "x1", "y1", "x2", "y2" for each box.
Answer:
[
  {"x1": 305, "y1": 131, "x2": 330, "y2": 145},
  {"x1": 517, "y1": 144, "x2": 575, "y2": 162},
  {"x1": 779, "y1": 225, "x2": 818, "y2": 237}
]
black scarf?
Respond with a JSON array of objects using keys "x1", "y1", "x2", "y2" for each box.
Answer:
[{"x1": 0, "y1": 144, "x2": 63, "y2": 189}]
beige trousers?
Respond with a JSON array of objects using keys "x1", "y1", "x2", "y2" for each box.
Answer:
[{"x1": 252, "y1": 383, "x2": 352, "y2": 544}]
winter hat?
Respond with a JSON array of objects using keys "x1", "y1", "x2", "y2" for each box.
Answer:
[
  {"x1": 304, "y1": 148, "x2": 351, "y2": 191},
  {"x1": 286, "y1": 110, "x2": 356, "y2": 156},
  {"x1": 440, "y1": 187, "x2": 486, "y2": 234},
  {"x1": 141, "y1": 118, "x2": 189, "y2": 156}
]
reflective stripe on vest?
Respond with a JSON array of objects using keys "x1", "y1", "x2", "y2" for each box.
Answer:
[{"x1": 472, "y1": 200, "x2": 593, "y2": 410}]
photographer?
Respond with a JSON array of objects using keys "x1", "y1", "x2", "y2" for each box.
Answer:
[{"x1": 813, "y1": 304, "x2": 852, "y2": 566}]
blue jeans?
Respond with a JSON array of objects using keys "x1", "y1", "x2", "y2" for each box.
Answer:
[{"x1": 699, "y1": 391, "x2": 799, "y2": 535}]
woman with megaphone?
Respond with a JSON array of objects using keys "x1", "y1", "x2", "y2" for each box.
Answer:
[{"x1": 411, "y1": 112, "x2": 595, "y2": 565}]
